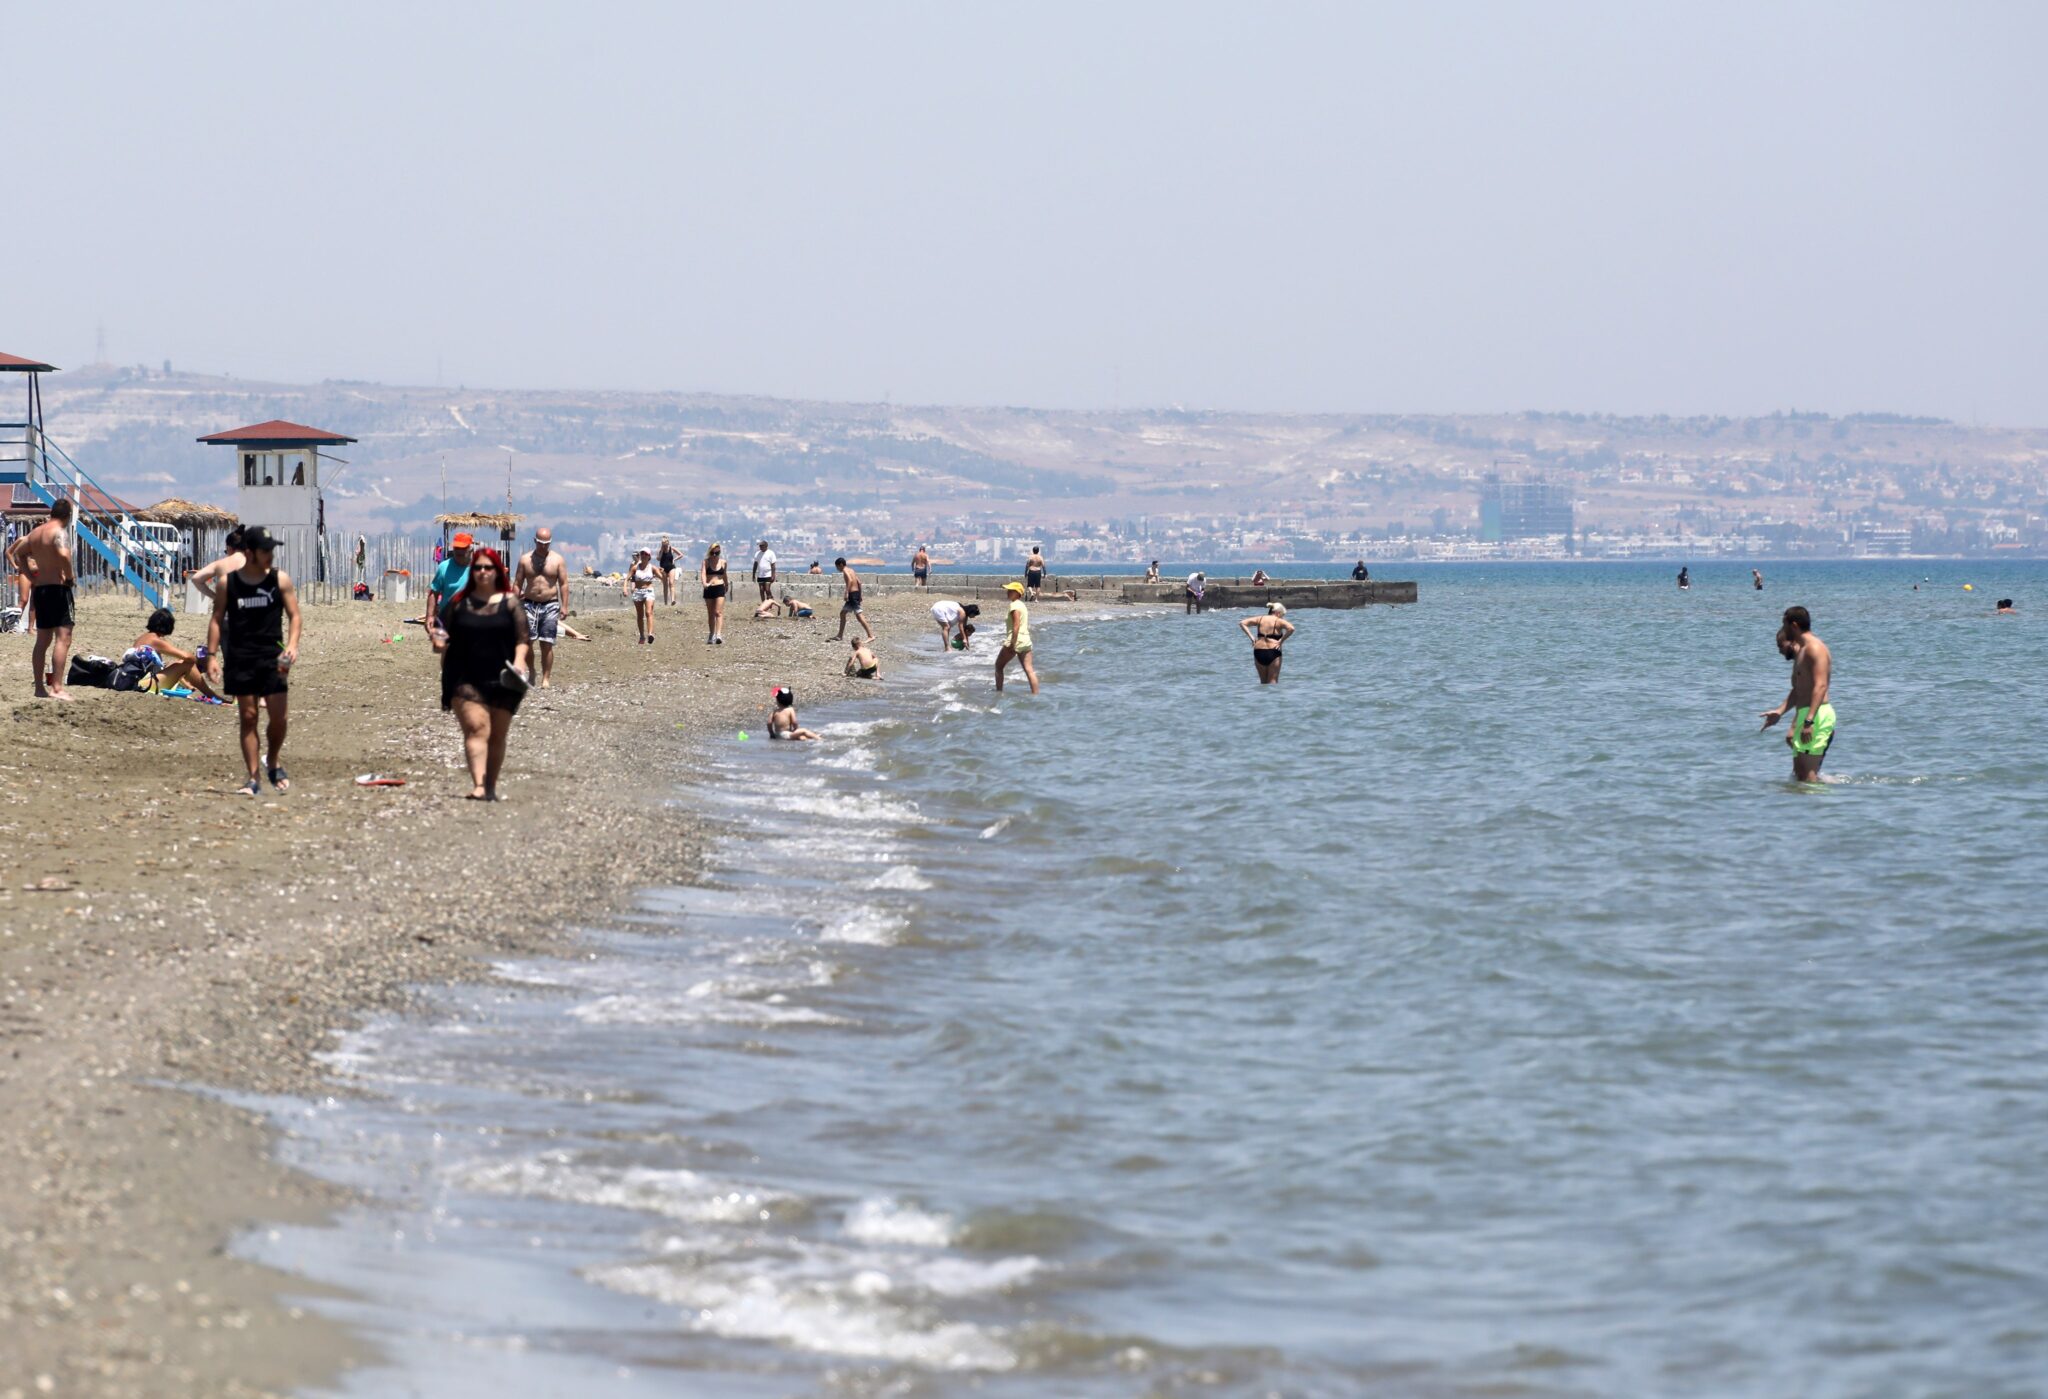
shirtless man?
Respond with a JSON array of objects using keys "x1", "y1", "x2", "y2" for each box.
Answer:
[
  {"x1": 834, "y1": 557, "x2": 873, "y2": 642},
  {"x1": 7, "y1": 499, "x2": 77, "y2": 699},
  {"x1": 1760, "y1": 605, "x2": 1834, "y2": 782},
  {"x1": 911, "y1": 544, "x2": 930, "y2": 589},
  {"x1": 188, "y1": 525, "x2": 248, "y2": 603},
  {"x1": 514, "y1": 527, "x2": 571, "y2": 687}
]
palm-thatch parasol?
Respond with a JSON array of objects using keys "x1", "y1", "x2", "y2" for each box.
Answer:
[{"x1": 135, "y1": 498, "x2": 239, "y2": 527}]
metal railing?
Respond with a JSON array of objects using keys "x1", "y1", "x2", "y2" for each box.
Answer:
[{"x1": 0, "y1": 424, "x2": 176, "y2": 609}]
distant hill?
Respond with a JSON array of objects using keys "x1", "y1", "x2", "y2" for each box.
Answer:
[{"x1": 35, "y1": 366, "x2": 2048, "y2": 545}]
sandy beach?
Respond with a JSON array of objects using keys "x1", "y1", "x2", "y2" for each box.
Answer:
[{"x1": 0, "y1": 582, "x2": 989, "y2": 1397}]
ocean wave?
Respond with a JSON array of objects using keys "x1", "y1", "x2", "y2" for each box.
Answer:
[
  {"x1": 865, "y1": 864, "x2": 934, "y2": 891},
  {"x1": 586, "y1": 1260, "x2": 1021, "y2": 1370},
  {"x1": 774, "y1": 790, "x2": 926, "y2": 824},
  {"x1": 569, "y1": 992, "x2": 851, "y2": 1028},
  {"x1": 821, "y1": 906, "x2": 909, "y2": 946},
  {"x1": 453, "y1": 1153, "x2": 806, "y2": 1225},
  {"x1": 845, "y1": 1196, "x2": 954, "y2": 1246}
]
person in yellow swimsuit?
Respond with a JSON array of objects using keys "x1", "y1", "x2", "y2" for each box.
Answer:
[
  {"x1": 996, "y1": 581, "x2": 1039, "y2": 694},
  {"x1": 1760, "y1": 605, "x2": 1834, "y2": 782}
]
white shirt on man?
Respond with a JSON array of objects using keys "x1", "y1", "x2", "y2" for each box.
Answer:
[{"x1": 754, "y1": 548, "x2": 778, "y2": 580}]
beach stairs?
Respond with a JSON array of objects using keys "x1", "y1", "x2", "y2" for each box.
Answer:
[{"x1": 0, "y1": 422, "x2": 173, "y2": 609}]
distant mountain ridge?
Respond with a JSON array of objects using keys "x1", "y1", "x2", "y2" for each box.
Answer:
[{"x1": 34, "y1": 366, "x2": 2048, "y2": 549}]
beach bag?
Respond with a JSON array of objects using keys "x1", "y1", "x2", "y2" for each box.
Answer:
[
  {"x1": 0, "y1": 606, "x2": 22, "y2": 634},
  {"x1": 110, "y1": 656, "x2": 156, "y2": 692},
  {"x1": 67, "y1": 655, "x2": 117, "y2": 689}
]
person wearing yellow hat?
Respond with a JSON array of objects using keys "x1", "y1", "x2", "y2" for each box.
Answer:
[{"x1": 996, "y1": 581, "x2": 1038, "y2": 694}]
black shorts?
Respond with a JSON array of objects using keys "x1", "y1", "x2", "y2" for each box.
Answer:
[
  {"x1": 843, "y1": 591, "x2": 863, "y2": 612},
  {"x1": 224, "y1": 655, "x2": 288, "y2": 698},
  {"x1": 703, "y1": 584, "x2": 727, "y2": 600},
  {"x1": 1025, "y1": 571, "x2": 1043, "y2": 589},
  {"x1": 30, "y1": 584, "x2": 74, "y2": 631},
  {"x1": 913, "y1": 568, "x2": 928, "y2": 582}
]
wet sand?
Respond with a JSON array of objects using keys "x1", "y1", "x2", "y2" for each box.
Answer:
[{"x1": 0, "y1": 583, "x2": 972, "y2": 1397}]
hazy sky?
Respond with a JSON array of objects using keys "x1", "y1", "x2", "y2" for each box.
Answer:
[{"x1": 12, "y1": 2, "x2": 2046, "y2": 422}]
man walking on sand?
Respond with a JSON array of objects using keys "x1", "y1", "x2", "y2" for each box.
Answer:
[
  {"x1": 834, "y1": 557, "x2": 873, "y2": 642},
  {"x1": 427, "y1": 532, "x2": 473, "y2": 624},
  {"x1": 515, "y1": 526, "x2": 571, "y2": 687},
  {"x1": 1760, "y1": 605, "x2": 1834, "y2": 783},
  {"x1": 207, "y1": 528, "x2": 302, "y2": 796},
  {"x1": 7, "y1": 498, "x2": 77, "y2": 700},
  {"x1": 754, "y1": 539, "x2": 778, "y2": 604}
]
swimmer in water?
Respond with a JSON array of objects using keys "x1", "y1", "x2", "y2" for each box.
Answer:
[
  {"x1": 1238, "y1": 601, "x2": 1295, "y2": 685},
  {"x1": 1760, "y1": 605, "x2": 1834, "y2": 783},
  {"x1": 1995, "y1": 598, "x2": 2017, "y2": 614},
  {"x1": 1752, "y1": 568, "x2": 1764, "y2": 591},
  {"x1": 1677, "y1": 566, "x2": 1691, "y2": 591},
  {"x1": 766, "y1": 686, "x2": 820, "y2": 741}
]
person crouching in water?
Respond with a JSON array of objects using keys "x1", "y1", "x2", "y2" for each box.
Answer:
[
  {"x1": 767, "y1": 686, "x2": 819, "y2": 741},
  {"x1": 1238, "y1": 601, "x2": 1295, "y2": 684},
  {"x1": 428, "y1": 547, "x2": 531, "y2": 800},
  {"x1": 996, "y1": 581, "x2": 1039, "y2": 694},
  {"x1": 206, "y1": 527, "x2": 301, "y2": 795},
  {"x1": 846, "y1": 636, "x2": 882, "y2": 679},
  {"x1": 930, "y1": 599, "x2": 978, "y2": 651}
]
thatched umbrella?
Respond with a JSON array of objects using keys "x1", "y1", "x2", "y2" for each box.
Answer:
[{"x1": 135, "y1": 498, "x2": 239, "y2": 528}]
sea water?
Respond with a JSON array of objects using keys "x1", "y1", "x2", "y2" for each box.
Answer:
[{"x1": 245, "y1": 561, "x2": 2048, "y2": 1397}]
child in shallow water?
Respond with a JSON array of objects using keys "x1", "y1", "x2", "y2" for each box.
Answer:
[
  {"x1": 846, "y1": 637, "x2": 881, "y2": 679},
  {"x1": 767, "y1": 686, "x2": 819, "y2": 741}
]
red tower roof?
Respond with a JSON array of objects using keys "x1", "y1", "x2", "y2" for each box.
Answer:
[
  {"x1": 0, "y1": 352, "x2": 58, "y2": 373},
  {"x1": 197, "y1": 419, "x2": 357, "y2": 447}
]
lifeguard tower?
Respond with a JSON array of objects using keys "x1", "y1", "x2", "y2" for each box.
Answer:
[
  {"x1": 0, "y1": 351, "x2": 176, "y2": 607},
  {"x1": 197, "y1": 419, "x2": 356, "y2": 589}
]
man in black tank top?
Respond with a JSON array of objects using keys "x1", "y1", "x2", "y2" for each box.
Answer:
[{"x1": 206, "y1": 528, "x2": 303, "y2": 796}]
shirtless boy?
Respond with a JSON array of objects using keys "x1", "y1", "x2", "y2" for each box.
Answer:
[
  {"x1": 834, "y1": 557, "x2": 873, "y2": 642},
  {"x1": 7, "y1": 499, "x2": 77, "y2": 699},
  {"x1": 1760, "y1": 605, "x2": 1834, "y2": 782},
  {"x1": 514, "y1": 527, "x2": 571, "y2": 686}
]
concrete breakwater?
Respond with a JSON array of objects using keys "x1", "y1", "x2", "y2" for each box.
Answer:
[{"x1": 1121, "y1": 578, "x2": 1418, "y2": 609}]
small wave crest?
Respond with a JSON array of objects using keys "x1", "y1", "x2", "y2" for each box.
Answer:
[{"x1": 453, "y1": 1153, "x2": 806, "y2": 1225}]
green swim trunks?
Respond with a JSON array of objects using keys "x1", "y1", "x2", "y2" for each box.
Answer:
[{"x1": 1787, "y1": 703, "x2": 1836, "y2": 757}]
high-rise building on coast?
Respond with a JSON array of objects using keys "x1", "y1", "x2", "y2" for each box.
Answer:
[{"x1": 1479, "y1": 477, "x2": 1574, "y2": 542}]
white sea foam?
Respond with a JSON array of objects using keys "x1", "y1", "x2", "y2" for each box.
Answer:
[
  {"x1": 865, "y1": 864, "x2": 933, "y2": 891},
  {"x1": 453, "y1": 1154, "x2": 801, "y2": 1225},
  {"x1": 819, "y1": 745, "x2": 879, "y2": 771},
  {"x1": 979, "y1": 817, "x2": 1012, "y2": 839},
  {"x1": 821, "y1": 906, "x2": 908, "y2": 946},
  {"x1": 568, "y1": 993, "x2": 852, "y2": 1027},
  {"x1": 775, "y1": 791, "x2": 925, "y2": 824},
  {"x1": 845, "y1": 1197, "x2": 954, "y2": 1246},
  {"x1": 586, "y1": 1261, "x2": 1019, "y2": 1371}
]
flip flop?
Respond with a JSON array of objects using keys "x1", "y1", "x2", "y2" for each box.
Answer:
[
  {"x1": 268, "y1": 767, "x2": 291, "y2": 794},
  {"x1": 238, "y1": 776, "x2": 261, "y2": 797}
]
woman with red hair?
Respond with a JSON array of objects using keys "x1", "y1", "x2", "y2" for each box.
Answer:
[{"x1": 427, "y1": 547, "x2": 531, "y2": 800}]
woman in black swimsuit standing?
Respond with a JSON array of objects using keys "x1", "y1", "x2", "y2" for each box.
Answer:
[
  {"x1": 700, "y1": 542, "x2": 730, "y2": 645},
  {"x1": 428, "y1": 547, "x2": 531, "y2": 800},
  {"x1": 656, "y1": 536, "x2": 678, "y2": 607},
  {"x1": 1238, "y1": 601, "x2": 1295, "y2": 686}
]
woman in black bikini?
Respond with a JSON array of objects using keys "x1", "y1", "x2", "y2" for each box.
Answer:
[
  {"x1": 656, "y1": 536, "x2": 678, "y2": 606},
  {"x1": 428, "y1": 547, "x2": 531, "y2": 800},
  {"x1": 700, "y1": 542, "x2": 730, "y2": 645},
  {"x1": 1238, "y1": 602, "x2": 1295, "y2": 686}
]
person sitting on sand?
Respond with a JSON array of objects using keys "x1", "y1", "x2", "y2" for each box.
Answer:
[
  {"x1": 930, "y1": 599, "x2": 979, "y2": 650},
  {"x1": 127, "y1": 607, "x2": 222, "y2": 700},
  {"x1": 428, "y1": 547, "x2": 531, "y2": 800},
  {"x1": 846, "y1": 636, "x2": 882, "y2": 679},
  {"x1": 767, "y1": 685, "x2": 819, "y2": 740}
]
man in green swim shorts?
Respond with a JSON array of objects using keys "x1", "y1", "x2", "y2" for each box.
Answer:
[{"x1": 1760, "y1": 605, "x2": 1834, "y2": 782}]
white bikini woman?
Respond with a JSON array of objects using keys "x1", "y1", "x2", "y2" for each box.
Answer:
[{"x1": 625, "y1": 548, "x2": 658, "y2": 644}]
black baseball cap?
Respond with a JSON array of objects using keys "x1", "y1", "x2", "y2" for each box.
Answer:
[{"x1": 242, "y1": 527, "x2": 279, "y2": 552}]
